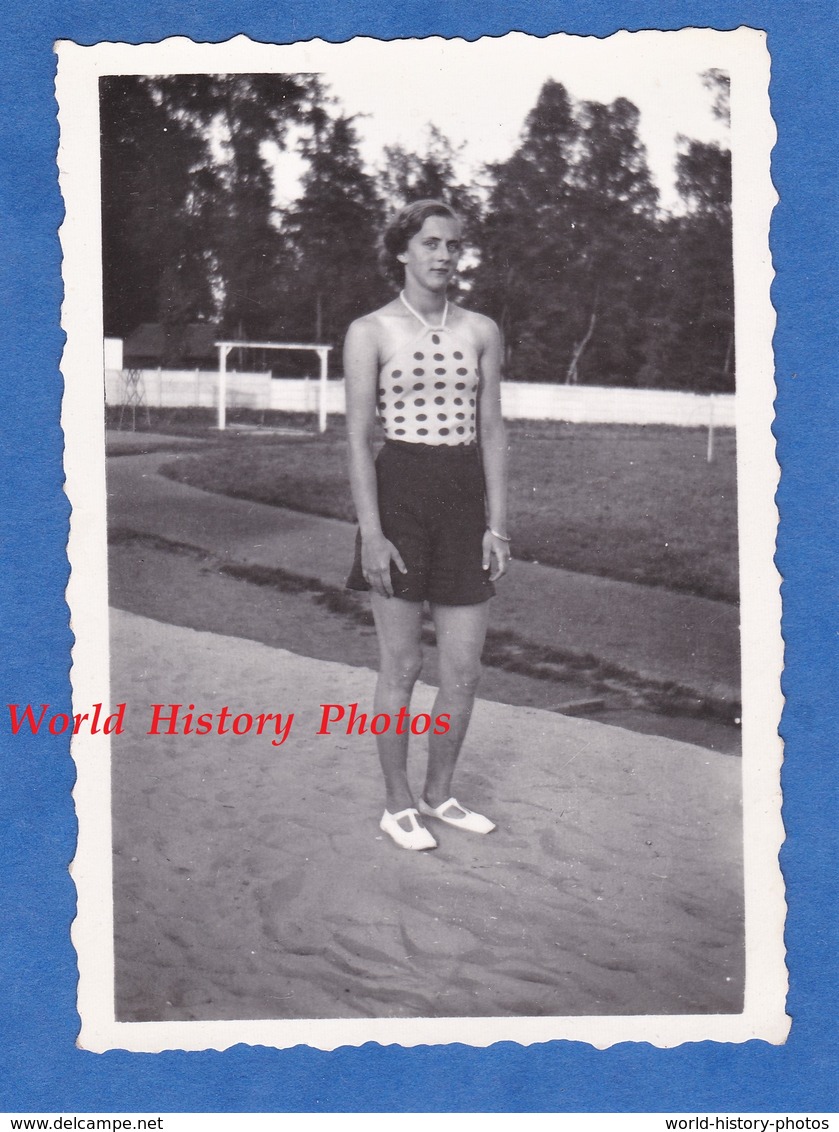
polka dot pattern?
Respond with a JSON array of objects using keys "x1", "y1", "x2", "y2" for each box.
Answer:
[{"x1": 377, "y1": 327, "x2": 480, "y2": 445}]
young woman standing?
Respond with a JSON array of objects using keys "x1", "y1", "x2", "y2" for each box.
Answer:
[{"x1": 345, "y1": 200, "x2": 510, "y2": 850}]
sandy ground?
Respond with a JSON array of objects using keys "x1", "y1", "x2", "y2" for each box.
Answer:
[{"x1": 111, "y1": 609, "x2": 744, "y2": 1022}]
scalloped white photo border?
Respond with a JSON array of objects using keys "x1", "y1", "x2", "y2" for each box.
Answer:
[{"x1": 57, "y1": 29, "x2": 786, "y2": 1053}]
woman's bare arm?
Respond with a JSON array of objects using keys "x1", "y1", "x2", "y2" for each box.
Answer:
[
  {"x1": 344, "y1": 316, "x2": 406, "y2": 597},
  {"x1": 476, "y1": 316, "x2": 510, "y2": 581}
]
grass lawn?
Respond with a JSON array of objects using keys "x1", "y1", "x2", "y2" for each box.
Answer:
[{"x1": 157, "y1": 419, "x2": 739, "y2": 603}]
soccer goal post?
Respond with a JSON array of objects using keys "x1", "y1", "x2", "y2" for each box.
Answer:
[{"x1": 215, "y1": 340, "x2": 333, "y2": 432}]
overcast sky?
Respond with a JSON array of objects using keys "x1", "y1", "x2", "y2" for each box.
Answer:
[{"x1": 270, "y1": 31, "x2": 733, "y2": 214}]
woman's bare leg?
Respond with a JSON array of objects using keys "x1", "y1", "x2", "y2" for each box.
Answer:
[
  {"x1": 370, "y1": 593, "x2": 425, "y2": 818},
  {"x1": 423, "y1": 602, "x2": 490, "y2": 806}
]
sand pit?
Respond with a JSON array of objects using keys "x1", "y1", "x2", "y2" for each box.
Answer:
[{"x1": 110, "y1": 609, "x2": 743, "y2": 1023}]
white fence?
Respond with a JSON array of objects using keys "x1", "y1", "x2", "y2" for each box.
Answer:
[
  {"x1": 105, "y1": 369, "x2": 344, "y2": 415},
  {"x1": 105, "y1": 369, "x2": 735, "y2": 428},
  {"x1": 106, "y1": 368, "x2": 270, "y2": 410},
  {"x1": 500, "y1": 382, "x2": 736, "y2": 427}
]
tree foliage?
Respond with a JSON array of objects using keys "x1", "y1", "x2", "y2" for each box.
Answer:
[
  {"x1": 471, "y1": 82, "x2": 662, "y2": 385},
  {"x1": 100, "y1": 76, "x2": 216, "y2": 355},
  {"x1": 469, "y1": 79, "x2": 733, "y2": 390},
  {"x1": 378, "y1": 126, "x2": 482, "y2": 232},
  {"x1": 660, "y1": 137, "x2": 734, "y2": 390},
  {"x1": 100, "y1": 74, "x2": 312, "y2": 350},
  {"x1": 278, "y1": 112, "x2": 387, "y2": 345},
  {"x1": 100, "y1": 71, "x2": 734, "y2": 391}
]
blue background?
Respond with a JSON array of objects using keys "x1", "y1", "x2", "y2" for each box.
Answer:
[{"x1": 0, "y1": 0, "x2": 836, "y2": 1113}]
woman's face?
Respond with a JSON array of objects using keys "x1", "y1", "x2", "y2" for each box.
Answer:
[{"x1": 398, "y1": 214, "x2": 462, "y2": 293}]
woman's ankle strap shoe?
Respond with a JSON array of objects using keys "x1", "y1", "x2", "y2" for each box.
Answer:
[
  {"x1": 380, "y1": 807, "x2": 438, "y2": 850},
  {"x1": 418, "y1": 796, "x2": 496, "y2": 834}
]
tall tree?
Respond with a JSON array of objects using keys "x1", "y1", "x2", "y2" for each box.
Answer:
[
  {"x1": 703, "y1": 68, "x2": 731, "y2": 126},
  {"x1": 379, "y1": 126, "x2": 481, "y2": 223},
  {"x1": 278, "y1": 112, "x2": 386, "y2": 345},
  {"x1": 635, "y1": 70, "x2": 733, "y2": 392},
  {"x1": 100, "y1": 74, "x2": 313, "y2": 353},
  {"x1": 471, "y1": 80, "x2": 580, "y2": 376},
  {"x1": 564, "y1": 96, "x2": 659, "y2": 385},
  {"x1": 472, "y1": 81, "x2": 660, "y2": 385},
  {"x1": 100, "y1": 76, "x2": 215, "y2": 345},
  {"x1": 151, "y1": 74, "x2": 312, "y2": 341},
  {"x1": 658, "y1": 133, "x2": 733, "y2": 391}
]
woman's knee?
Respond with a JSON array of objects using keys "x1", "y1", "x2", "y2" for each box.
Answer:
[
  {"x1": 440, "y1": 656, "x2": 482, "y2": 698},
  {"x1": 380, "y1": 646, "x2": 423, "y2": 690}
]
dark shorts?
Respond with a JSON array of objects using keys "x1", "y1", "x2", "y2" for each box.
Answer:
[{"x1": 346, "y1": 439, "x2": 495, "y2": 606}]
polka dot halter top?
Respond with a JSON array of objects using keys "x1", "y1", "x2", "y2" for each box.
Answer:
[{"x1": 377, "y1": 293, "x2": 480, "y2": 446}]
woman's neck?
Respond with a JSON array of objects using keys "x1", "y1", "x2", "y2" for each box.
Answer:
[
  {"x1": 400, "y1": 290, "x2": 448, "y2": 331},
  {"x1": 401, "y1": 281, "x2": 448, "y2": 321}
]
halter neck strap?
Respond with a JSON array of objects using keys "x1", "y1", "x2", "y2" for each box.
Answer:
[{"x1": 400, "y1": 290, "x2": 448, "y2": 330}]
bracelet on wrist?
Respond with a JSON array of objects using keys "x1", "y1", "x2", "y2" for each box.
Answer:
[{"x1": 488, "y1": 527, "x2": 511, "y2": 542}]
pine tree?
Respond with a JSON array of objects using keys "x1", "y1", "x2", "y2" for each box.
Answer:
[
  {"x1": 379, "y1": 126, "x2": 481, "y2": 223},
  {"x1": 100, "y1": 74, "x2": 313, "y2": 353},
  {"x1": 472, "y1": 81, "x2": 660, "y2": 385},
  {"x1": 565, "y1": 96, "x2": 659, "y2": 385},
  {"x1": 100, "y1": 76, "x2": 215, "y2": 344},
  {"x1": 659, "y1": 134, "x2": 733, "y2": 391},
  {"x1": 279, "y1": 112, "x2": 386, "y2": 346},
  {"x1": 151, "y1": 74, "x2": 312, "y2": 341},
  {"x1": 471, "y1": 81, "x2": 579, "y2": 378},
  {"x1": 636, "y1": 70, "x2": 733, "y2": 392}
]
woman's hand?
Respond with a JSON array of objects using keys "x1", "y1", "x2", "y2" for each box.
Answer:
[
  {"x1": 482, "y1": 529, "x2": 511, "y2": 582},
  {"x1": 361, "y1": 533, "x2": 408, "y2": 598}
]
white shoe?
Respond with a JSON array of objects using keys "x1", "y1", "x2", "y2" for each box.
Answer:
[
  {"x1": 380, "y1": 808, "x2": 438, "y2": 850},
  {"x1": 418, "y1": 796, "x2": 496, "y2": 834}
]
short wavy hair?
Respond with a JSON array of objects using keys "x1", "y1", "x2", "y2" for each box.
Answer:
[{"x1": 380, "y1": 199, "x2": 462, "y2": 286}]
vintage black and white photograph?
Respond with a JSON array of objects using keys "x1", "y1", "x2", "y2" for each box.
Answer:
[{"x1": 57, "y1": 31, "x2": 785, "y2": 1052}]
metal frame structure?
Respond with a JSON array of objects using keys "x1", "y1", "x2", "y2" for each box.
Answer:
[
  {"x1": 117, "y1": 367, "x2": 151, "y2": 430},
  {"x1": 215, "y1": 341, "x2": 333, "y2": 432}
]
